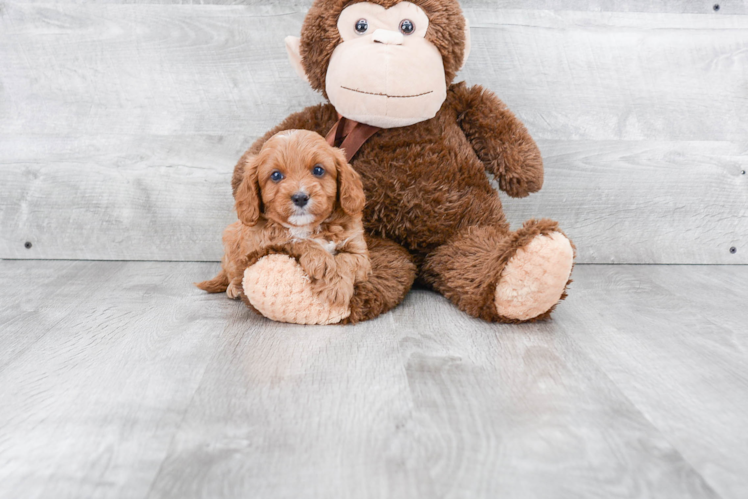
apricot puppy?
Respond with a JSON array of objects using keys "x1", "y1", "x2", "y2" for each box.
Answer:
[{"x1": 197, "y1": 129, "x2": 371, "y2": 308}]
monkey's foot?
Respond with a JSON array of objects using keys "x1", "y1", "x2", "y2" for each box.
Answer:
[
  {"x1": 241, "y1": 254, "x2": 350, "y2": 325},
  {"x1": 495, "y1": 231, "x2": 574, "y2": 321}
]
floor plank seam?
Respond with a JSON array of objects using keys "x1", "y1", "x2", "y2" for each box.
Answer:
[
  {"x1": 0, "y1": 263, "x2": 123, "y2": 376},
  {"x1": 554, "y1": 321, "x2": 724, "y2": 498},
  {"x1": 143, "y1": 306, "x2": 261, "y2": 497}
]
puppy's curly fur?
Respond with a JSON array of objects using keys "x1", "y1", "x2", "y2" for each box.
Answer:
[{"x1": 197, "y1": 130, "x2": 371, "y2": 308}]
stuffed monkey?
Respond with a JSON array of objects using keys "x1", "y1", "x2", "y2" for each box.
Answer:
[{"x1": 234, "y1": 0, "x2": 575, "y2": 324}]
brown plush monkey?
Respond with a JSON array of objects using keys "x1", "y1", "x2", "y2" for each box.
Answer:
[{"x1": 233, "y1": 0, "x2": 575, "y2": 324}]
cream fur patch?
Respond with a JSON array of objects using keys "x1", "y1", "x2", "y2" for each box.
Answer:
[
  {"x1": 288, "y1": 214, "x2": 316, "y2": 227},
  {"x1": 285, "y1": 224, "x2": 313, "y2": 240},
  {"x1": 313, "y1": 238, "x2": 337, "y2": 254}
]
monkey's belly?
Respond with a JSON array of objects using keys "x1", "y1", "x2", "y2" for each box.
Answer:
[
  {"x1": 361, "y1": 172, "x2": 507, "y2": 254},
  {"x1": 353, "y1": 113, "x2": 509, "y2": 253}
]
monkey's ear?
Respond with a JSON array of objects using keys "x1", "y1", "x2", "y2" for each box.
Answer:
[
  {"x1": 459, "y1": 19, "x2": 471, "y2": 71},
  {"x1": 285, "y1": 36, "x2": 309, "y2": 83},
  {"x1": 235, "y1": 156, "x2": 263, "y2": 226},
  {"x1": 334, "y1": 150, "x2": 365, "y2": 216}
]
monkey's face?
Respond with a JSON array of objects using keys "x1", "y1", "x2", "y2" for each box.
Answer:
[{"x1": 326, "y1": 2, "x2": 448, "y2": 129}]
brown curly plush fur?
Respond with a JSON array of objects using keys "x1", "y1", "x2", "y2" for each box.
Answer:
[{"x1": 233, "y1": 0, "x2": 573, "y2": 323}]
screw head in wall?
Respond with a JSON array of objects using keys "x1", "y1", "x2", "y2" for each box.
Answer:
[
  {"x1": 730, "y1": 247, "x2": 737, "y2": 254},
  {"x1": 24, "y1": 241, "x2": 33, "y2": 249},
  {"x1": 713, "y1": 4, "x2": 720, "y2": 11}
]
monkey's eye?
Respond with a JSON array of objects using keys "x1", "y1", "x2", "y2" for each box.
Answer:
[
  {"x1": 312, "y1": 165, "x2": 325, "y2": 177},
  {"x1": 355, "y1": 19, "x2": 369, "y2": 34},
  {"x1": 270, "y1": 170, "x2": 284, "y2": 182},
  {"x1": 399, "y1": 19, "x2": 415, "y2": 35}
]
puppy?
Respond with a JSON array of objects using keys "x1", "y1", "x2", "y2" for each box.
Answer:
[{"x1": 197, "y1": 129, "x2": 371, "y2": 308}]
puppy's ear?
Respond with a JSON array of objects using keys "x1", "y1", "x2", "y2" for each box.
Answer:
[
  {"x1": 235, "y1": 156, "x2": 263, "y2": 226},
  {"x1": 334, "y1": 149, "x2": 365, "y2": 216}
]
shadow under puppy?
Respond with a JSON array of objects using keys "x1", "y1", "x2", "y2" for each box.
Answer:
[{"x1": 197, "y1": 129, "x2": 371, "y2": 309}]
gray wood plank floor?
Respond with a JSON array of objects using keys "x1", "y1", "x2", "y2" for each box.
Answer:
[{"x1": 0, "y1": 261, "x2": 746, "y2": 497}]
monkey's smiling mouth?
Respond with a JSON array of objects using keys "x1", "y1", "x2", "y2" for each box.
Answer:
[{"x1": 341, "y1": 86, "x2": 433, "y2": 99}]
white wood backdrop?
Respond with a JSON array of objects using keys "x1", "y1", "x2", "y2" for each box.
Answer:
[{"x1": 1, "y1": 1, "x2": 746, "y2": 263}]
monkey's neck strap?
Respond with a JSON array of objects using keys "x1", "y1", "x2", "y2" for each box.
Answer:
[{"x1": 325, "y1": 115, "x2": 380, "y2": 162}]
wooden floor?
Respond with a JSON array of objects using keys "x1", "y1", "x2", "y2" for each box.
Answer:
[{"x1": 0, "y1": 261, "x2": 746, "y2": 498}]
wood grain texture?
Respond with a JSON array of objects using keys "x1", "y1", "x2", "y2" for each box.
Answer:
[
  {"x1": 2, "y1": 136, "x2": 744, "y2": 263},
  {"x1": 0, "y1": 135, "x2": 240, "y2": 261},
  {"x1": 3, "y1": 4, "x2": 746, "y2": 139},
  {"x1": 0, "y1": 261, "x2": 122, "y2": 369},
  {"x1": 0, "y1": 3, "x2": 323, "y2": 137},
  {"x1": 1, "y1": 260, "x2": 746, "y2": 497},
  {"x1": 502, "y1": 140, "x2": 748, "y2": 264},
  {"x1": 10, "y1": 0, "x2": 748, "y2": 16},
  {"x1": 0, "y1": 261, "x2": 241, "y2": 497},
  {"x1": 555, "y1": 265, "x2": 748, "y2": 498},
  {"x1": 1, "y1": 3, "x2": 746, "y2": 263}
]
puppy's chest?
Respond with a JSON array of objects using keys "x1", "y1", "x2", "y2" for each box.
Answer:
[
  {"x1": 286, "y1": 226, "x2": 344, "y2": 254},
  {"x1": 312, "y1": 238, "x2": 338, "y2": 254}
]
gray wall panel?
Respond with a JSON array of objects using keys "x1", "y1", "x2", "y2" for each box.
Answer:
[{"x1": 1, "y1": 2, "x2": 746, "y2": 262}]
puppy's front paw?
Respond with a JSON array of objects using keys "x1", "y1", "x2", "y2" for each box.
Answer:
[
  {"x1": 314, "y1": 276, "x2": 354, "y2": 308},
  {"x1": 299, "y1": 251, "x2": 335, "y2": 281},
  {"x1": 356, "y1": 258, "x2": 372, "y2": 282}
]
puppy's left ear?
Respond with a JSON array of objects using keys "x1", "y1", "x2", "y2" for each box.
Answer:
[{"x1": 334, "y1": 149, "x2": 365, "y2": 216}]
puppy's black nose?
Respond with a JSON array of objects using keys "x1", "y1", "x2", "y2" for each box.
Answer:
[{"x1": 291, "y1": 192, "x2": 309, "y2": 207}]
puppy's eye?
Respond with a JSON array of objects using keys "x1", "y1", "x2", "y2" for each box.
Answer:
[
  {"x1": 312, "y1": 165, "x2": 325, "y2": 177},
  {"x1": 270, "y1": 170, "x2": 284, "y2": 182},
  {"x1": 399, "y1": 19, "x2": 415, "y2": 35},
  {"x1": 355, "y1": 19, "x2": 368, "y2": 34}
]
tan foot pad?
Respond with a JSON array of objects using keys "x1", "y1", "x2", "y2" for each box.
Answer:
[
  {"x1": 243, "y1": 254, "x2": 350, "y2": 325},
  {"x1": 495, "y1": 232, "x2": 574, "y2": 321}
]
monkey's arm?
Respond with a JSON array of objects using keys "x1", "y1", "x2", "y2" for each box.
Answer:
[
  {"x1": 451, "y1": 82, "x2": 544, "y2": 198},
  {"x1": 231, "y1": 103, "x2": 338, "y2": 196}
]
